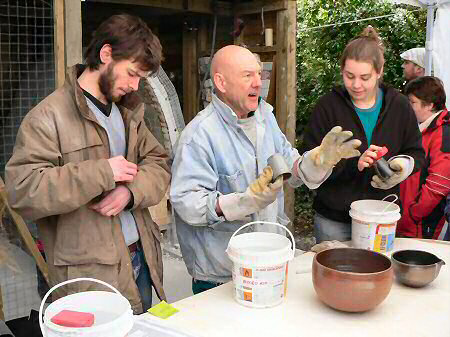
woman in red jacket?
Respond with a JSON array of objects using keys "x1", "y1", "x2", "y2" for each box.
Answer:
[{"x1": 398, "y1": 76, "x2": 450, "y2": 240}]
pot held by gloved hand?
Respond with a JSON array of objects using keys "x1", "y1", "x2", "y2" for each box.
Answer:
[
  {"x1": 391, "y1": 250, "x2": 446, "y2": 288},
  {"x1": 312, "y1": 248, "x2": 393, "y2": 312}
]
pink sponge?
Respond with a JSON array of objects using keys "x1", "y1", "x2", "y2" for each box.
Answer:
[{"x1": 51, "y1": 310, "x2": 95, "y2": 328}]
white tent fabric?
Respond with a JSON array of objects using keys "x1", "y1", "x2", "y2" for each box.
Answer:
[
  {"x1": 433, "y1": 3, "x2": 450, "y2": 107},
  {"x1": 391, "y1": 0, "x2": 449, "y2": 6},
  {"x1": 390, "y1": 0, "x2": 424, "y2": 5}
]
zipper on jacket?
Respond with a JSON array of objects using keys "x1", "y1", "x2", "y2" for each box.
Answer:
[
  {"x1": 335, "y1": 88, "x2": 369, "y2": 147},
  {"x1": 335, "y1": 85, "x2": 393, "y2": 148}
]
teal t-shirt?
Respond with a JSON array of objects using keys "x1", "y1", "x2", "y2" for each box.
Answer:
[{"x1": 353, "y1": 88, "x2": 383, "y2": 145}]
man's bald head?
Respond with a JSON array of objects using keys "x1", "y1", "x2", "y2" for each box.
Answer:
[
  {"x1": 209, "y1": 45, "x2": 262, "y2": 118},
  {"x1": 210, "y1": 45, "x2": 258, "y2": 82}
]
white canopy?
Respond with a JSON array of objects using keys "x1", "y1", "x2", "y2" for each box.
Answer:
[
  {"x1": 391, "y1": 0, "x2": 449, "y2": 5},
  {"x1": 391, "y1": 0, "x2": 448, "y2": 5},
  {"x1": 432, "y1": 3, "x2": 450, "y2": 107}
]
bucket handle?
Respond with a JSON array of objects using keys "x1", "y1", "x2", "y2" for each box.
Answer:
[
  {"x1": 381, "y1": 194, "x2": 398, "y2": 213},
  {"x1": 39, "y1": 277, "x2": 123, "y2": 337},
  {"x1": 228, "y1": 221, "x2": 296, "y2": 259}
]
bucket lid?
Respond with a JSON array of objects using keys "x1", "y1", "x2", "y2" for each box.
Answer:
[
  {"x1": 349, "y1": 199, "x2": 401, "y2": 223},
  {"x1": 350, "y1": 199, "x2": 400, "y2": 214},
  {"x1": 227, "y1": 232, "x2": 293, "y2": 266}
]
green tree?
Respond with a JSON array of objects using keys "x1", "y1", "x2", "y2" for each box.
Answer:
[{"x1": 294, "y1": 0, "x2": 426, "y2": 233}]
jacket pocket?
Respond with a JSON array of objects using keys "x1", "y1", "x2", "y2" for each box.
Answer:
[
  {"x1": 60, "y1": 137, "x2": 104, "y2": 164},
  {"x1": 53, "y1": 210, "x2": 119, "y2": 265},
  {"x1": 218, "y1": 169, "x2": 246, "y2": 194}
]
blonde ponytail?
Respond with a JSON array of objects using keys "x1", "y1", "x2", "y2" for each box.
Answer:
[{"x1": 360, "y1": 25, "x2": 385, "y2": 53}]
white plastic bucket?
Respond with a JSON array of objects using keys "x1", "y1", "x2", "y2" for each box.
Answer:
[
  {"x1": 226, "y1": 221, "x2": 295, "y2": 308},
  {"x1": 39, "y1": 278, "x2": 134, "y2": 337},
  {"x1": 349, "y1": 195, "x2": 401, "y2": 254}
]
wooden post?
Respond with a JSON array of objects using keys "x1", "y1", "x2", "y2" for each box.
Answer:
[
  {"x1": 183, "y1": 26, "x2": 199, "y2": 124},
  {"x1": 276, "y1": 1, "x2": 297, "y2": 225},
  {"x1": 64, "y1": 0, "x2": 82, "y2": 68},
  {"x1": 54, "y1": 0, "x2": 82, "y2": 87},
  {"x1": 53, "y1": 0, "x2": 65, "y2": 88}
]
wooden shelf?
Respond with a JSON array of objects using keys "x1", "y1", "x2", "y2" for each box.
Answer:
[
  {"x1": 248, "y1": 45, "x2": 276, "y2": 53},
  {"x1": 236, "y1": 0, "x2": 288, "y2": 15},
  {"x1": 90, "y1": 0, "x2": 232, "y2": 16}
]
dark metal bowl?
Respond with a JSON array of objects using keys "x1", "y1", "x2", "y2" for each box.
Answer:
[
  {"x1": 391, "y1": 250, "x2": 446, "y2": 288},
  {"x1": 312, "y1": 248, "x2": 393, "y2": 312}
]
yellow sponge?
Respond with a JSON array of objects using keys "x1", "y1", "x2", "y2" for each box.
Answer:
[{"x1": 147, "y1": 301, "x2": 179, "y2": 319}]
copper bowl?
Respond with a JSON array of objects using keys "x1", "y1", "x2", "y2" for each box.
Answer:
[{"x1": 312, "y1": 248, "x2": 393, "y2": 312}]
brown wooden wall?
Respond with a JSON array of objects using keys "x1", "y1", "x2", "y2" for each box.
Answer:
[{"x1": 61, "y1": 0, "x2": 297, "y2": 223}]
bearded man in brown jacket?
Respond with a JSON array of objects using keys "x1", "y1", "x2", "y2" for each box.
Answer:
[{"x1": 5, "y1": 14, "x2": 170, "y2": 314}]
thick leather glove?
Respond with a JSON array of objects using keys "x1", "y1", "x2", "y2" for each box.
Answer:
[
  {"x1": 247, "y1": 166, "x2": 283, "y2": 208},
  {"x1": 371, "y1": 157, "x2": 410, "y2": 190},
  {"x1": 309, "y1": 126, "x2": 362, "y2": 171},
  {"x1": 219, "y1": 166, "x2": 283, "y2": 221}
]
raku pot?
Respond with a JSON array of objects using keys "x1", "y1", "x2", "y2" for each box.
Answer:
[{"x1": 312, "y1": 248, "x2": 393, "y2": 312}]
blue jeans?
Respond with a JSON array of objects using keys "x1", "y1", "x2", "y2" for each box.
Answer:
[
  {"x1": 131, "y1": 246, "x2": 153, "y2": 312},
  {"x1": 313, "y1": 212, "x2": 351, "y2": 243}
]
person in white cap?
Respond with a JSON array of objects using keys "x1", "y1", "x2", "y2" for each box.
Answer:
[{"x1": 401, "y1": 47, "x2": 426, "y2": 81}]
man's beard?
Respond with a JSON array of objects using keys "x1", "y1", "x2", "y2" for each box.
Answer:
[{"x1": 98, "y1": 62, "x2": 119, "y2": 103}]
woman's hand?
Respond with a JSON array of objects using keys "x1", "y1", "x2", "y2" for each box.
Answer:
[{"x1": 358, "y1": 145, "x2": 383, "y2": 171}]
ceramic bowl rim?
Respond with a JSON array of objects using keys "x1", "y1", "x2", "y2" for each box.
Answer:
[
  {"x1": 391, "y1": 249, "x2": 442, "y2": 267},
  {"x1": 314, "y1": 247, "x2": 393, "y2": 276}
]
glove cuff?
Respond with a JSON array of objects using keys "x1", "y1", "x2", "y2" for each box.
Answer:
[
  {"x1": 297, "y1": 151, "x2": 333, "y2": 189},
  {"x1": 388, "y1": 155, "x2": 414, "y2": 178},
  {"x1": 219, "y1": 193, "x2": 258, "y2": 221}
]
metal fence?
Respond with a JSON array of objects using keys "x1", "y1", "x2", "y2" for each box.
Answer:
[
  {"x1": 0, "y1": 0, "x2": 55, "y2": 321},
  {"x1": 0, "y1": 0, "x2": 55, "y2": 177}
]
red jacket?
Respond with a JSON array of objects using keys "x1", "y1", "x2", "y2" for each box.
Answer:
[{"x1": 398, "y1": 109, "x2": 450, "y2": 239}]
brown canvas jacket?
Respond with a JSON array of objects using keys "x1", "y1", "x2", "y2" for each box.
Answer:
[{"x1": 5, "y1": 65, "x2": 171, "y2": 313}]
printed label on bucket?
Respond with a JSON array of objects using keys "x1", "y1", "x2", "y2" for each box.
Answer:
[
  {"x1": 352, "y1": 220, "x2": 397, "y2": 253},
  {"x1": 374, "y1": 223, "x2": 395, "y2": 253},
  {"x1": 232, "y1": 262, "x2": 288, "y2": 307}
]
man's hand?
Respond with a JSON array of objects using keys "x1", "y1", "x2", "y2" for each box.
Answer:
[
  {"x1": 247, "y1": 166, "x2": 283, "y2": 209},
  {"x1": 90, "y1": 185, "x2": 132, "y2": 216},
  {"x1": 358, "y1": 145, "x2": 383, "y2": 171},
  {"x1": 310, "y1": 126, "x2": 361, "y2": 170},
  {"x1": 108, "y1": 156, "x2": 138, "y2": 182},
  {"x1": 371, "y1": 158, "x2": 410, "y2": 190}
]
